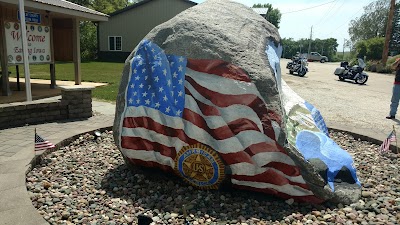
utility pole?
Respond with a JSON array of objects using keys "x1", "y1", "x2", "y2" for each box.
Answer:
[
  {"x1": 308, "y1": 26, "x2": 313, "y2": 55},
  {"x1": 382, "y1": 0, "x2": 396, "y2": 65},
  {"x1": 343, "y1": 38, "x2": 346, "y2": 60}
]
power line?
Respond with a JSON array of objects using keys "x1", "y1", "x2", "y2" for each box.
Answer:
[
  {"x1": 314, "y1": 0, "x2": 338, "y2": 27},
  {"x1": 315, "y1": 0, "x2": 346, "y2": 28},
  {"x1": 317, "y1": 5, "x2": 364, "y2": 39},
  {"x1": 281, "y1": 0, "x2": 336, "y2": 14}
]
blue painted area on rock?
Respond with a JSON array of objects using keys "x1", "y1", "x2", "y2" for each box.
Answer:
[
  {"x1": 295, "y1": 130, "x2": 361, "y2": 191},
  {"x1": 265, "y1": 41, "x2": 283, "y2": 89},
  {"x1": 304, "y1": 101, "x2": 329, "y2": 136}
]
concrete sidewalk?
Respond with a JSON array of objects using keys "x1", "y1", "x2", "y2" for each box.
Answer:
[{"x1": 0, "y1": 100, "x2": 115, "y2": 225}]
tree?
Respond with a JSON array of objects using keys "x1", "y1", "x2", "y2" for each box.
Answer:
[
  {"x1": 253, "y1": 3, "x2": 282, "y2": 29},
  {"x1": 281, "y1": 38, "x2": 338, "y2": 61},
  {"x1": 389, "y1": 3, "x2": 400, "y2": 55},
  {"x1": 68, "y1": 0, "x2": 130, "y2": 61},
  {"x1": 355, "y1": 37, "x2": 385, "y2": 60},
  {"x1": 348, "y1": 0, "x2": 390, "y2": 43}
]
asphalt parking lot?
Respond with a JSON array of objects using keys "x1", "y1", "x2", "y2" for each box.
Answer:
[{"x1": 280, "y1": 58, "x2": 399, "y2": 143}]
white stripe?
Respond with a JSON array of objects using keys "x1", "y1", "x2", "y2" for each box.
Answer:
[
  {"x1": 184, "y1": 88, "x2": 263, "y2": 132},
  {"x1": 186, "y1": 68, "x2": 263, "y2": 99},
  {"x1": 124, "y1": 95, "x2": 263, "y2": 132},
  {"x1": 252, "y1": 152, "x2": 296, "y2": 166},
  {"x1": 271, "y1": 121, "x2": 281, "y2": 141},
  {"x1": 122, "y1": 127, "x2": 188, "y2": 151},
  {"x1": 121, "y1": 124, "x2": 272, "y2": 154},
  {"x1": 124, "y1": 106, "x2": 184, "y2": 129},
  {"x1": 35, "y1": 146, "x2": 53, "y2": 150},
  {"x1": 35, "y1": 143, "x2": 54, "y2": 147},
  {"x1": 123, "y1": 106, "x2": 275, "y2": 154},
  {"x1": 231, "y1": 179, "x2": 314, "y2": 196},
  {"x1": 281, "y1": 80, "x2": 306, "y2": 113},
  {"x1": 121, "y1": 148, "x2": 174, "y2": 168},
  {"x1": 229, "y1": 162, "x2": 305, "y2": 184}
]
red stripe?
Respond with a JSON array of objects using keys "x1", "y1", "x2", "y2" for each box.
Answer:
[
  {"x1": 121, "y1": 136, "x2": 177, "y2": 159},
  {"x1": 244, "y1": 142, "x2": 285, "y2": 156},
  {"x1": 185, "y1": 88, "x2": 221, "y2": 116},
  {"x1": 232, "y1": 185, "x2": 324, "y2": 203},
  {"x1": 126, "y1": 158, "x2": 174, "y2": 174},
  {"x1": 123, "y1": 117, "x2": 197, "y2": 144},
  {"x1": 122, "y1": 116, "x2": 296, "y2": 176},
  {"x1": 220, "y1": 152, "x2": 301, "y2": 177},
  {"x1": 123, "y1": 113, "x2": 261, "y2": 142},
  {"x1": 232, "y1": 172, "x2": 309, "y2": 190},
  {"x1": 219, "y1": 144, "x2": 283, "y2": 164},
  {"x1": 185, "y1": 76, "x2": 277, "y2": 140},
  {"x1": 35, "y1": 144, "x2": 54, "y2": 147},
  {"x1": 263, "y1": 162, "x2": 301, "y2": 176},
  {"x1": 186, "y1": 76, "x2": 260, "y2": 108},
  {"x1": 187, "y1": 59, "x2": 251, "y2": 82},
  {"x1": 183, "y1": 108, "x2": 261, "y2": 139}
]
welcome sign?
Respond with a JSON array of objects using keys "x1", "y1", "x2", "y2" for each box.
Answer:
[{"x1": 5, "y1": 22, "x2": 51, "y2": 64}]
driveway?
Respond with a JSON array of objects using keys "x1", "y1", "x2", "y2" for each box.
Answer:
[{"x1": 280, "y1": 58, "x2": 399, "y2": 142}]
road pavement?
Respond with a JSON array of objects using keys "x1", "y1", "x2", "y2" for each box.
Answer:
[{"x1": 280, "y1": 58, "x2": 399, "y2": 144}]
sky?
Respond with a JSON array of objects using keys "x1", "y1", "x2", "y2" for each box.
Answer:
[{"x1": 191, "y1": 0, "x2": 377, "y2": 51}]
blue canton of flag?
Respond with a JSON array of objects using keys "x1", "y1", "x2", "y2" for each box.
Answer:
[{"x1": 126, "y1": 39, "x2": 187, "y2": 117}]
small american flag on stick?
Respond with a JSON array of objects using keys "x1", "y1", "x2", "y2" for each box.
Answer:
[
  {"x1": 379, "y1": 130, "x2": 396, "y2": 153},
  {"x1": 35, "y1": 129, "x2": 55, "y2": 155}
]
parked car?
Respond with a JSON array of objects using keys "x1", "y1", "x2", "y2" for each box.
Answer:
[{"x1": 303, "y1": 52, "x2": 329, "y2": 63}]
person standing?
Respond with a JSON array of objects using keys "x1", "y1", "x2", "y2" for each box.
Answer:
[{"x1": 386, "y1": 58, "x2": 400, "y2": 119}]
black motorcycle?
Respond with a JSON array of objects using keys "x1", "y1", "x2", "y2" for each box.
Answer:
[
  {"x1": 287, "y1": 56, "x2": 308, "y2": 77},
  {"x1": 334, "y1": 58, "x2": 368, "y2": 84}
]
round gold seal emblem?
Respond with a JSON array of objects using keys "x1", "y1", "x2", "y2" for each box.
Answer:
[{"x1": 175, "y1": 143, "x2": 225, "y2": 189}]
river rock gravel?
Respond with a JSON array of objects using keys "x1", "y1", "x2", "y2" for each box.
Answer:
[{"x1": 26, "y1": 130, "x2": 400, "y2": 225}]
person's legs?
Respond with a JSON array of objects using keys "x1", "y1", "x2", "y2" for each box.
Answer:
[{"x1": 389, "y1": 84, "x2": 400, "y2": 117}]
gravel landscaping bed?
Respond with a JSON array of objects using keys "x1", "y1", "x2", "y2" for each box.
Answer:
[{"x1": 26, "y1": 130, "x2": 400, "y2": 225}]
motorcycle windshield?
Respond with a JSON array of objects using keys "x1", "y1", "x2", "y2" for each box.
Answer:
[{"x1": 358, "y1": 58, "x2": 366, "y2": 69}]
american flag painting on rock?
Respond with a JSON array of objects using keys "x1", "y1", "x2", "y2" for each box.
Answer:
[
  {"x1": 113, "y1": 0, "x2": 361, "y2": 204},
  {"x1": 117, "y1": 40, "x2": 322, "y2": 203}
]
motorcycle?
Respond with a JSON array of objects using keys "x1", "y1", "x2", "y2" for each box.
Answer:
[
  {"x1": 286, "y1": 56, "x2": 297, "y2": 70},
  {"x1": 334, "y1": 58, "x2": 368, "y2": 84},
  {"x1": 287, "y1": 56, "x2": 308, "y2": 77}
]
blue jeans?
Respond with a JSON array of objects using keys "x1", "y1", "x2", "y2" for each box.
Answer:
[{"x1": 390, "y1": 84, "x2": 400, "y2": 116}]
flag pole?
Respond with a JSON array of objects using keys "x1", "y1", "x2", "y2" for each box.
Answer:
[
  {"x1": 34, "y1": 127, "x2": 36, "y2": 155},
  {"x1": 393, "y1": 125, "x2": 398, "y2": 154},
  {"x1": 18, "y1": 0, "x2": 32, "y2": 102}
]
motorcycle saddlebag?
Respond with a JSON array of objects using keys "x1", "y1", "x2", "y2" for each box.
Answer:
[{"x1": 334, "y1": 67, "x2": 345, "y2": 75}]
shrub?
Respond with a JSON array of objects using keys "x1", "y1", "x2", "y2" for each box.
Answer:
[
  {"x1": 388, "y1": 54, "x2": 400, "y2": 65},
  {"x1": 376, "y1": 65, "x2": 393, "y2": 73}
]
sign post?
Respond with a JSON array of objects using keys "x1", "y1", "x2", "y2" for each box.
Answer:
[{"x1": 18, "y1": 0, "x2": 32, "y2": 101}]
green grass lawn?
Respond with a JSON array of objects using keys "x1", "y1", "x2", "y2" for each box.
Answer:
[{"x1": 8, "y1": 61, "x2": 125, "y2": 102}]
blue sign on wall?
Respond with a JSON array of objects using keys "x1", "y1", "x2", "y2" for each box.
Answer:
[{"x1": 17, "y1": 11, "x2": 41, "y2": 24}]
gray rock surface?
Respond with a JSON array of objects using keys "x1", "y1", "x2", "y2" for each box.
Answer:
[
  {"x1": 114, "y1": 0, "x2": 284, "y2": 146},
  {"x1": 113, "y1": 0, "x2": 360, "y2": 204}
]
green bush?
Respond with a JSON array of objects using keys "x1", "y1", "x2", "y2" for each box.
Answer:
[
  {"x1": 365, "y1": 60, "x2": 394, "y2": 74},
  {"x1": 388, "y1": 54, "x2": 400, "y2": 65},
  {"x1": 377, "y1": 65, "x2": 393, "y2": 73},
  {"x1": 366, "y1": 37, "x2": 385, "y2": 60},
  {"x1": 355, "y1": 37, "x2": 385, "y2": 61}
]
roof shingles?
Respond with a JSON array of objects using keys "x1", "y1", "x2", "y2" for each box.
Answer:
[{"x1": 32, "y1": 0, "x2": 107, "y2": 16}]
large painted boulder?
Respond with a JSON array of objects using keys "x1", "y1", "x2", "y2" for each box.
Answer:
[{"x1": 113, "y1": 0, "x2": 361, "y2": 204}]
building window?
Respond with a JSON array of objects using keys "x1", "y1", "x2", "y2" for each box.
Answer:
[{"x1": 108, "y1": 36, "x2": 122, "y2": 51}]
